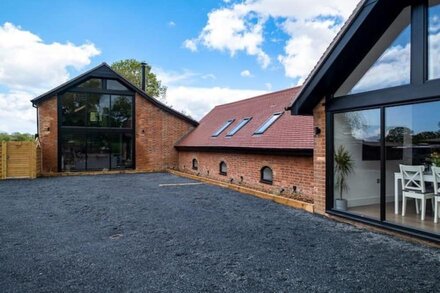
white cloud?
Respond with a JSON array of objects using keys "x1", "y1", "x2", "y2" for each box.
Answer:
[
  {"x1": 168, "y1": 21, "x2": 176, "y2": 27},
  {"x1": 264, "y1": 82, "x2": 272, "y2": 90},
  {"x1": 0, "y1": 22, "x2": 100, "y2": 133},
  {"x1": 183, "y1": 39, "x2": 198, "y2": 52},
  {"x1": 166, "y1": 86, "x2": 267, "y2": 119},
  {"x1": 185, "y1": 0, "x2": 360, "y2": 81},
  {"x1": 240, "y1": 69, "x2": 253, "y2": 77}
]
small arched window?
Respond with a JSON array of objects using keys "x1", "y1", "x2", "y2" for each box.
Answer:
[
  {"x1": 261, "y1": 166, "x2": 273, "y2": 184},
  {"x1": 192, "y1": 158, "x2": 198, "y2": 170},
  {"x1": 219, "y1": 161, "x2": 227, "y2": 175}
]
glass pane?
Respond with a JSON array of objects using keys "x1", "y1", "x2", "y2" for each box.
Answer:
[
  {"x1": 227, "y1": 118, "x2": 251, "y2": 136},
  {"x1": 110, "y1": 95, "x2": 133, "y2": 128},
  {"x1": 77, "y1": 78, "x2": 102, "y2": 89},
  {"x1": 333, "y1": 109, "x2": 381, "y2": 219},
  {"x1": 110, "y1": 133, "x2": 133, "y2": 169},
  {"x1": 262, "y1": 167, "x2": 273, "y2": 181},
  {"x1": 254, "y1": 113, "x2": 282, "y2": 135},
  {"x1": 61, "y1": 93, "x2": 87, "y2": 126},
  {"x1": 107, "y1": 79, "x2": 129, "y2": 91},
  {"x1": 212, "y1": 120, "x2": 234, "y2": 137},
  {"x1": 87, "y1": 94, "x2": 110, "y2": 127},
  {"x1": 335, "y1": 7, "x2": 411, "y2": 96},
  {"x1": 87, "y1": 134, "x2": 110, "y2": 171},
  {"x1": 428, "y1": 0, "x2": 440, "y2": 79},
  {"x1": 220, "y1": 162, "x2": 227, "y2": 173},
  {"x1": 61, "y1": 133, "x2": 86, "y2": 171},
  {"x1": 386, "y1": 100, "x2": 440, "y2": 235}
]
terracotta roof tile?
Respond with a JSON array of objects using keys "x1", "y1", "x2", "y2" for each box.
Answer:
[{"x1": 176, "y1": 87, "x2": 313, "y2": 150}]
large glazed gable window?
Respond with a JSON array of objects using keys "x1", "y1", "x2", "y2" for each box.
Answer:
[
  {"x1": 59, "y1": 77, "x2": 135, "y2": 172},
  {"x1": 335, "y1": 7, "x2": 411, "y2": 97},
  {"x1": 219, "y1": 161, "x2": 227, "y2": 175},
  {"x1": 260, "y1": 166, "x2": 273, "y2": 184}
]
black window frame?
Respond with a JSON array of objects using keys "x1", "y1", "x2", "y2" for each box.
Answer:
[
  {"x1": 254, "y1": 112, "x2": 283, "y2": 135},
  {"x1": 226, "y1": 117, "x2": 252, "y2": 137},
  {"x1": 212, "y1": 119, "x2": 235, "y2": 137},
  {"x1": 260, "y1": 166, "x2": 273, "y2": 185},
  {"x1": 58, "y1": 77, "x2": 136, "y2": 172},
  {"x1": 326, "y1": 1, "x2": 440, "y2": 241},
  {"x1": 219, "y1": 161, "x2": 227, "y2": 176}
]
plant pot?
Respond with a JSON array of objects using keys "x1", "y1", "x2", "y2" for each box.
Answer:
[{"x1": 335, "y1": 199, "x2": 348, "y2": 211}]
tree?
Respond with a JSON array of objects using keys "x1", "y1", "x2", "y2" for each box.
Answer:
[
  {"x1": 111, "y1": 59, "x2": 167, "y2": 100},
  {"x1": 0, "y1": 132, "x2": 34, "y2": 141}
]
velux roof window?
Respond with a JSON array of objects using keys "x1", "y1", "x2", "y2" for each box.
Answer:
[
  {"x1": 254, "y1": 112, "x2": 283, "y2": 135},
  {"x1": 212, "y1": 119, "x2": 234, "y2": 137},
  {"x1": 226, "y1": 117, "x2": 252, "y2": 137}
]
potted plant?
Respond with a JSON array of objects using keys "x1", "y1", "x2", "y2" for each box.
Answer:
[{"x1": 334, "y1": 145, "x2": 354, "y2": 211}]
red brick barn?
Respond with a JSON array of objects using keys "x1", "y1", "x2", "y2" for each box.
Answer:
[
  {"x1": 31, "y1": 63, "x2": 197, "y2": 174},
  {"x1": 176, "y1": 87, "x2": 314, "y2": 202}
]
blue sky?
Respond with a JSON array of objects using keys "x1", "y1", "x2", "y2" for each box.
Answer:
[{"x1": 0, "y1": 0, "x2": 359, "y2": 133}]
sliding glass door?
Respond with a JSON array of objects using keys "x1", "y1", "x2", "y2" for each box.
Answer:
[
  {"x1": 385, "y1": 100, "x2": 440, "y2": 234},
  {"x1": 332, "y1": 100, "x2": 440, "y2": 236},
  {"x1": 333, "y1": 109, "x2": 381, "y2": 219}
]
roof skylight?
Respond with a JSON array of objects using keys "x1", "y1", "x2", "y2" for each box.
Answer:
[
  {"x1": 212, "y1": 119, "x2": 234, "y2": 137},
  {"x1": 226, "y1": 117, "x2": 252, "y2": 137},
  {"x1": 254, "y1": 112, "x2": 283, "y2": 135}
]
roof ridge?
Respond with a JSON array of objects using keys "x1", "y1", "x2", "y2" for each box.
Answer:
[{"x1": 215, "y1": 86, "x2": 301, "y2": 109}]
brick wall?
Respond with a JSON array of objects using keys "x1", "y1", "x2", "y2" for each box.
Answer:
[
  {"x1": 178, "y1": 151, "x2": 314, "y2": 202},
  {"x1": 38, "y1": 96, "x2": 58, "y2": 174},
  {"x1": 135, "y1": 93, "x2": 195, "y2": 171},
  {"x1": 313, "y1": 98, "x2": 326, "y2": 214}
]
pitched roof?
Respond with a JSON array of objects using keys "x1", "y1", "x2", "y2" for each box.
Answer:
[
  {"x1": 176, "y1": 87, "x2": 313, "y2": 151},
  {"x1": 30, "y1": 63, "x2": 198, "y2": 126},
  {"x1": 289, "y1": 0, "x2": 405, "y2": 115}
]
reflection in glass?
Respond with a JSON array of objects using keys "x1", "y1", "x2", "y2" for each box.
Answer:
[
  {"x1": 110, "y1": 133, "x2": 133, "y2": 169},
  {"x1": 386, "y1": 100, "x2": 440, "y2": 234},
  {"x1": 61, "y1": 133, "x2": 86, "y2": 171},
  {"x1": 335, "y1": 7, "x2": 411, "y2": 96},
  {"x1": 107, "y1": 79, "x2": 129, "y2": 91},
  {"x1": 111, "y1": 95, "x2": 133, "y2": 128},
  {"x1": 77, "y1": 78, "x2": 102, "y2": 89},
  {"x1": 61, "y1": 93, "x2": 87, "y2": 126},
  {"x1": 87, "y1": 134, "x2": 110, "y2": 171},
  {"x1": 429, "y1": 1, "x2": 440, "y2": 79},
  {"x1": 87, "y1": 94, "x2": 110, "y2": 127},
  {"x1": 333, "y1": 109, "x2": 381, "y2": 219}
]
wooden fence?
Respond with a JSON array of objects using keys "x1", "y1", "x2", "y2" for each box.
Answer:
[{"x1": 0, "y1": 141, "x2": 41, "y2": 179}]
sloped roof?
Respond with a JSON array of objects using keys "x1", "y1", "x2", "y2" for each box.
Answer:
[
  {"x1": 31, "y1": 63, "x2": 198, "y2": 126},
  {"x1": 289, "y1": 0, "x2": 405, "y2": 115},
  {"x1": 176, "y1": 87, "x2": 313, "y2": 152}
]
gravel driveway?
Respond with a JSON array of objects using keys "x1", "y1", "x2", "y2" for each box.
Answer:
[{"x1": 0, "y1": 173, "x2": 439, "y2": 292}]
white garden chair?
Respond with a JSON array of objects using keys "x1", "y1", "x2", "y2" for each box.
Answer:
[
  {"x1": 432, "y1": 166, "x2": 440, "y2": 223},
  {"x1": 400, "y1": 164, "x2": 434, "y2": 221}
]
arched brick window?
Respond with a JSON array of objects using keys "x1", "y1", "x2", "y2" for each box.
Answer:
[
  {"x1": 219, "y1": 161, "x2": 227, "y2": 176},
  {"x1": 192, "y1": 158, "x2": 198, "y2": 170},
  {"x1": 260, "y1": 166, "x2": 273, "y2": 184}
]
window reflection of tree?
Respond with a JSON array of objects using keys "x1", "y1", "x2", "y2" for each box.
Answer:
[{"x1": 111, "y1": 96, "x2": 132, "y2": 128}]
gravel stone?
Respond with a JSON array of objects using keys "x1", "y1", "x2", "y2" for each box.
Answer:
[{"x1": 0, "y1": 173, "x2": 439, "y2": 292}]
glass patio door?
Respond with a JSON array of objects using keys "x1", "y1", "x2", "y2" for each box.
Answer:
[
  {"x1": 385, "y1": 100, "x2": 440, "y2": 235},
  {"x1": 333, "y1": 109, "x2": 381, "y2": 219}
]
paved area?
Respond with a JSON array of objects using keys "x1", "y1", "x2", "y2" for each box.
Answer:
[{"x1": 0, "y1": 173, "x2": 439, "y2": 292}]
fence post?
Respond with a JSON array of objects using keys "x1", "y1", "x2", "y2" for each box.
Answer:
[{"x1": 1, "y1": 142, "x2": 6, "y2": 179}]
